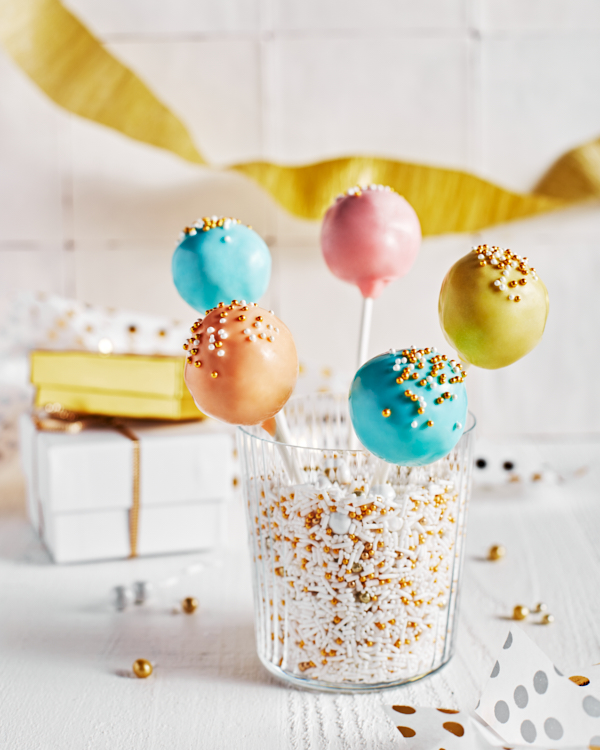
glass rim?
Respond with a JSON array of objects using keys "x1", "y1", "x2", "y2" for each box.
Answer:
[{"x1": 238, "y1": 392, "x2": 476, "y2": 454}]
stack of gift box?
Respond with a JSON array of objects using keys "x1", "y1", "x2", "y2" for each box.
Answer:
[{"x1": 20, "y1": 350, "x2": 235, "y2": 563}]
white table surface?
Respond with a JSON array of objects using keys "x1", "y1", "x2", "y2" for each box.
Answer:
[{"x1": 1, "y1": 440, "x2": 599, "y2": 750}]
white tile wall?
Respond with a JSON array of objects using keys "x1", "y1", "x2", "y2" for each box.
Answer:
[
  {"x1": 480, "y1": 36, "x2": 600, "y2": 191},
  {"x1": 264, "y1": 37, "x2": 471, "y2": 167},
  {"x1": 1, "y1": 2, "x2": 599, "y2": 436},
  {"x1": 63, "y1": 0, "x2": 261, "y2": 36}
]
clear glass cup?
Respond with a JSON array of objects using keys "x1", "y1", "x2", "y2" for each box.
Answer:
[{"x1": 238, "y1": 393, "x2": 475, "y2": 692}]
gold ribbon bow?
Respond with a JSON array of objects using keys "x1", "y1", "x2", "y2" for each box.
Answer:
[{"x1": 33, "y1": 405, "x2": 141, "y2": 558}]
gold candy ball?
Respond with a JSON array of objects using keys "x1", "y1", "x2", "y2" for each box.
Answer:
[
  {"x1": 132, "y1": 659, "x2": 153, "y2": 678},
  {"x1": 513, "y1": 605, "x2": 530, "y2": 621},
  {"x1": 489, "y1": 544, "x2": 506, "y2": 561},
  {"x1": 541, "y1": 613, "x2": 555, "y2": 625},
  {"x1": 182, "y1": 596, "x2": 199, "y2": 614}
]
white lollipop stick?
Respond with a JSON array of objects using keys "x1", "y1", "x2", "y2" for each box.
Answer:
[
  {"x1": 357, "y1": 296, "x2": 374, "y2": 370},
  {"x1": 271, "y1": 411, "x2": 305, "y2": 485}
]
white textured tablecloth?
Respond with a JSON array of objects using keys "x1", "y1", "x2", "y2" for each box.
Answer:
[{"x1": 0, "y1": 441, "x2": 599, "y2": 749}]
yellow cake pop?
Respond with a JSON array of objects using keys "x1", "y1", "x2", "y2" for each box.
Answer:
[{"x1": 439, "y1": 245, "x2": 549, "y2": 369}]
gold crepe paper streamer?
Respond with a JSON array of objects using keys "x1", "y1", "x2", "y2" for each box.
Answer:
[
  {"x1": 233, "y1": 158, "x2": 565, "y2": 235},
  {"x1": 1, "y1": 0, "x2": 599, "y2": 234},
  {"x1": 0, "y1": 0, "x2": 205, "y2": 165}
]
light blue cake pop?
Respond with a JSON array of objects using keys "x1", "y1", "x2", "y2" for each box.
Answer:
[
  {"x1": 349, "y1": 346, "x2": 468, "y2": 466},
  {"x1": 172, "y1": 217, "x2": 271, "y2": 312}
]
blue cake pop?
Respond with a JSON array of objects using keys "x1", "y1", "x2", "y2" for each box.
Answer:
[
  {"x1": 172, "y1": 216, "x2": 271, "y2": 312},
  {"x1": 349, "y1": 346, "x2": 468, "y2": 466}
]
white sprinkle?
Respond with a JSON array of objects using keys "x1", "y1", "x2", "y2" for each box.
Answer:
[
  {"x1": 411, "y1": 421, "x2": 418, "y2": 428},
  {"x1": 508, "y1": 295, "x2": 514, "y2": 301},
  {"x1": 208, "y1": 344, "x2": 215, "y2": 350},
  {"x1": 393, "y1": 364, "x2": 401, "y2": 371},
  {"x1": 220, "y1": 318, "x2": 227, "y2": 323},
  {"x1": 243, "y1": 328, "x2": 250, "y2": 335},
  {"x1": 254, "y1": 322, "x2": 261, "y2": 328},
  {"x1": 240, "y1": 300, "x2": 247, "y2": 305},
  {"x1": 274, "y1": 327, "x2": 279, "y2": 333},
  {"x1": 499, "y1": 284, "x2": 506, "y2": 291},
  {"x1": 454, "y1": 422, "x2": 462, "y2": 430},
  {"x1": 268, "y1": 335, "x2": 275, "y2": 342},
  {"x1": 217, "y1": 350, "x2": 225, "y2": 357},
  {"x1": 223, "y1": 236, "x2": 232, "y2": 243},
  {"x1": 211, "y1": 215, "x2": 218, "y2": 221},
  {"x1": 219, "y1": 331, "x2": 228, "y2": 339},
  {"x1": 207, "y1": 327, "x2": 214, "y2": 334},
  {"x1": 477, "y1": 254, "x2": 484, "y2": 260},
  {"x1": 249, "y1": 334, "x2": 257, "y2": 342},
  {"x1": 493, "y1": 280, "x2": 501, "y2": 287},
  {"x1": 259, "y1": 332, "x2": 266, "y2": 339},
  {"x1": 209, "y1": 334, "x2": 215, "y2": 343},
  {"x1": 401, "y1": 358, "x2": 407, "y2": 364},
  {"x1": 267, "y1": 324, "x2": 272, "y2": 330}
]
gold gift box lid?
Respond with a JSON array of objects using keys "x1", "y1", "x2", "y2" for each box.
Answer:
[{"x1": 31, "y1": 350, "x2": 202, "y2": 421}]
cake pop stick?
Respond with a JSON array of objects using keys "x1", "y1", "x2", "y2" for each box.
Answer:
[
  {"x1": 183, "y1": 301, "x2": 303, "y2": 483},
  {"x1": 321, "y1": 185, "x2": 421, "y2": 369},
  {"x1": 172, "y1": 217, "x2": 271, "y2": 313},
  {"x1": 349, "y1": 347, "x2": 468, "y2": 466},
  {"x1": 439, "y1": 245, "x2": 549, "y2": 369}
]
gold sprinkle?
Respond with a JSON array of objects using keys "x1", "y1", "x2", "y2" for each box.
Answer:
[
  {"x1": 211, "y1": 371, "x2": 218, "y2": 378},
  {"x1": 238, "y1": 315, "x2": 246, "y2": 321},
  {"x1": 382, "y1": 408, "x2": 391, "y2": 417},
  {"x1": 427, "y1": 420, "x2": 434, "y2": 427},
  {"x1": 514, "y1": 296, "x2": 521, "y2": 302}
]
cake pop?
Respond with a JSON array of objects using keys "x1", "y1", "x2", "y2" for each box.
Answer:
[
  {"x1": 349, "y1": 347, "x2": 468, "y2": 466},
  {"x1": 172, "y1": 217, "x2": 271, "y2": 313},
  {"x1": 321, "y1": 185, "x2": 421, "y2": 367},
  {"x1": 183, "y1": 301, "x2": 298, "y2": 425},
  {"x1": 439, "y1": 245, "x2": 549, "y2": 369}
]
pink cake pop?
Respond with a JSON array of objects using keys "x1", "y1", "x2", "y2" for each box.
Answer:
[{"x1": 321, "y1": 185, "x2": 421, "y2": 300}]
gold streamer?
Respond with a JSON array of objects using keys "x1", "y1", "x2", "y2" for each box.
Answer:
[{"x1": 0, "y1": 0, "x2": 598, "y2": 234}]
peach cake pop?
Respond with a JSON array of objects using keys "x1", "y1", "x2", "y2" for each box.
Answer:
[
  {"x1": 439, "y1": 245, "x2": 549, "y2": 369},
  {"x1": 183, "y1": 301, "x2": 298, "y2": 425}
]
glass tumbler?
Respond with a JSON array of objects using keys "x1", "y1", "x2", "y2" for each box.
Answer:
[{"x1": 238, "y1": 393, "x2": 475, "y2": 692}]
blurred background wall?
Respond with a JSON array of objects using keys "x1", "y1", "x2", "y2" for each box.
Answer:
[{"x1": 1, "y1": 0, "x2": 599, "y2": 436}]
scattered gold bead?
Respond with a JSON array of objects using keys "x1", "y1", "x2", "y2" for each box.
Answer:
[
  {"x1": 211, "y1": 371, "x2": 218, "y2": 378},
  {"x1": 518, "y1": 278, "x2": 527, "y2": 286},
  {"x1": 417, "y1": 407, "x2": 424, "y2": 414},
  {"x1": 488, "y1": 544, "x2": 506, "y2": 561},
  {"x1": 238, "y1": 315, "x2": 246, "y2": 321},
  {"x1": 132, "y1": 659, "x2": 153, "y2": 678},
  {"x1": 509, "y1": 280, "x2": 518, "y2": 288},
  {"x1": 186, "y1": 356, "x2": 192, "y2": 364},
  {"x1": 215, "y1": 341, "x2": 223, "y2": 348},
  {"x1": 182, "y1": 596, "x2": 199, "y2": 614},
  {"x1": 569, "y1": 674, "x2": 590, "y2": 686},
  {"x1": 396, "y1": 377, "x2": 404, "y2": 384},
  {"x1": 194, "y1": 361, "x2": 201, "y2": 368},
  {"x1": 514, "y1": 296, "x2": 521, "y2": 302},
  {"x1": 533, "y1": 602, "x2": 547, "y2": 613},
  {"x1": 541, "y1": 613, "x2": 554, "y2": 625},
  {"x1": 513, "y1": 605, "x2": 529, "y2": 621},
  {"x1": 427, "y1": 420, "x2": 434, "y2": 427},
  {"x1": 183, "y1": 344, "x2": 189, "y2": 350},
  {"x1": 382, "y1": 408, "x2": 391, "y2": 417}
]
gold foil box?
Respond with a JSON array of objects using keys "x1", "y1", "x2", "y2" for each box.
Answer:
[{"x1": 30, "y1": 351, "x2": 202, "y2": 421}]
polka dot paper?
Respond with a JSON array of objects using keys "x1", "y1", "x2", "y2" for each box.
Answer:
[
  {"x1": 477, "y1": 627, "x2": 600, "y2": 747},
  {"x1": 384, "y1": 628, "x2": 600, "y2": 748}
]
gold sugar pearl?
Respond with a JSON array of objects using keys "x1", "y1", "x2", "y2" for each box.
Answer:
[
  {"x1": 514, "y1": 296, "x2": 521, "y2": 302},
  {"x1": 182, "y1": 596, "x2": 199, "y2": 614},
  {"x1": 417, "y1": 408, "x2": 424, "y2": 414},
  {"x1": 513, "y1": 605, "x2": 529, "y2": 621},
  {"x1": 186, "y1": 356, "x2": 192, "y2": 364},
  {"x1": 541, "y1": 613, "x2": 554, "y2": 625},
  {"x1": 183, "y1": 344, "x2": 188, "y2": 350},
  {"x1": 215, "y1": 342, "x2": 223, "y2": 348},
  {"x1": 238, "y1": 315, "x2": 246, "y2": 321},
  {"x1": 569, "y1": 674, "x2": 590, "y2": 686},
  {"x1": 518, "y1": 278, "x2": 527, "y2": 286},
  {"x1": 427, "y1": 420, "x2": 434, "y2": 427},
  {"x1": 132, "y1": 659, "x2": 153, "y2": 679},
  {"x1": 533, "y1": 602, "x2": 547, "y2": 613},
  {"x1": 382, "y1": 408, "x2": 391, "y2": 417},
  {"x1": 256, "y1": 316, "x2": 263, "y2": 321},
  {"x1": 488, "y1": 544, "x2": 506, "y2": 561},
  {"x1": 396, "y1": 377, "x2": 404, "y2": 384},
  {"x1": 194, "y1": 361, "x2": 201, "y2": 368},
  {"x1": 211, "y1": 371, "x2": 218, "y2": 378}
]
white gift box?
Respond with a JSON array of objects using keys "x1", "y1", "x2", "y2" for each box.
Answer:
[{"x1": 19, "y1": 415, "x2": 235, "y2": 563}]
